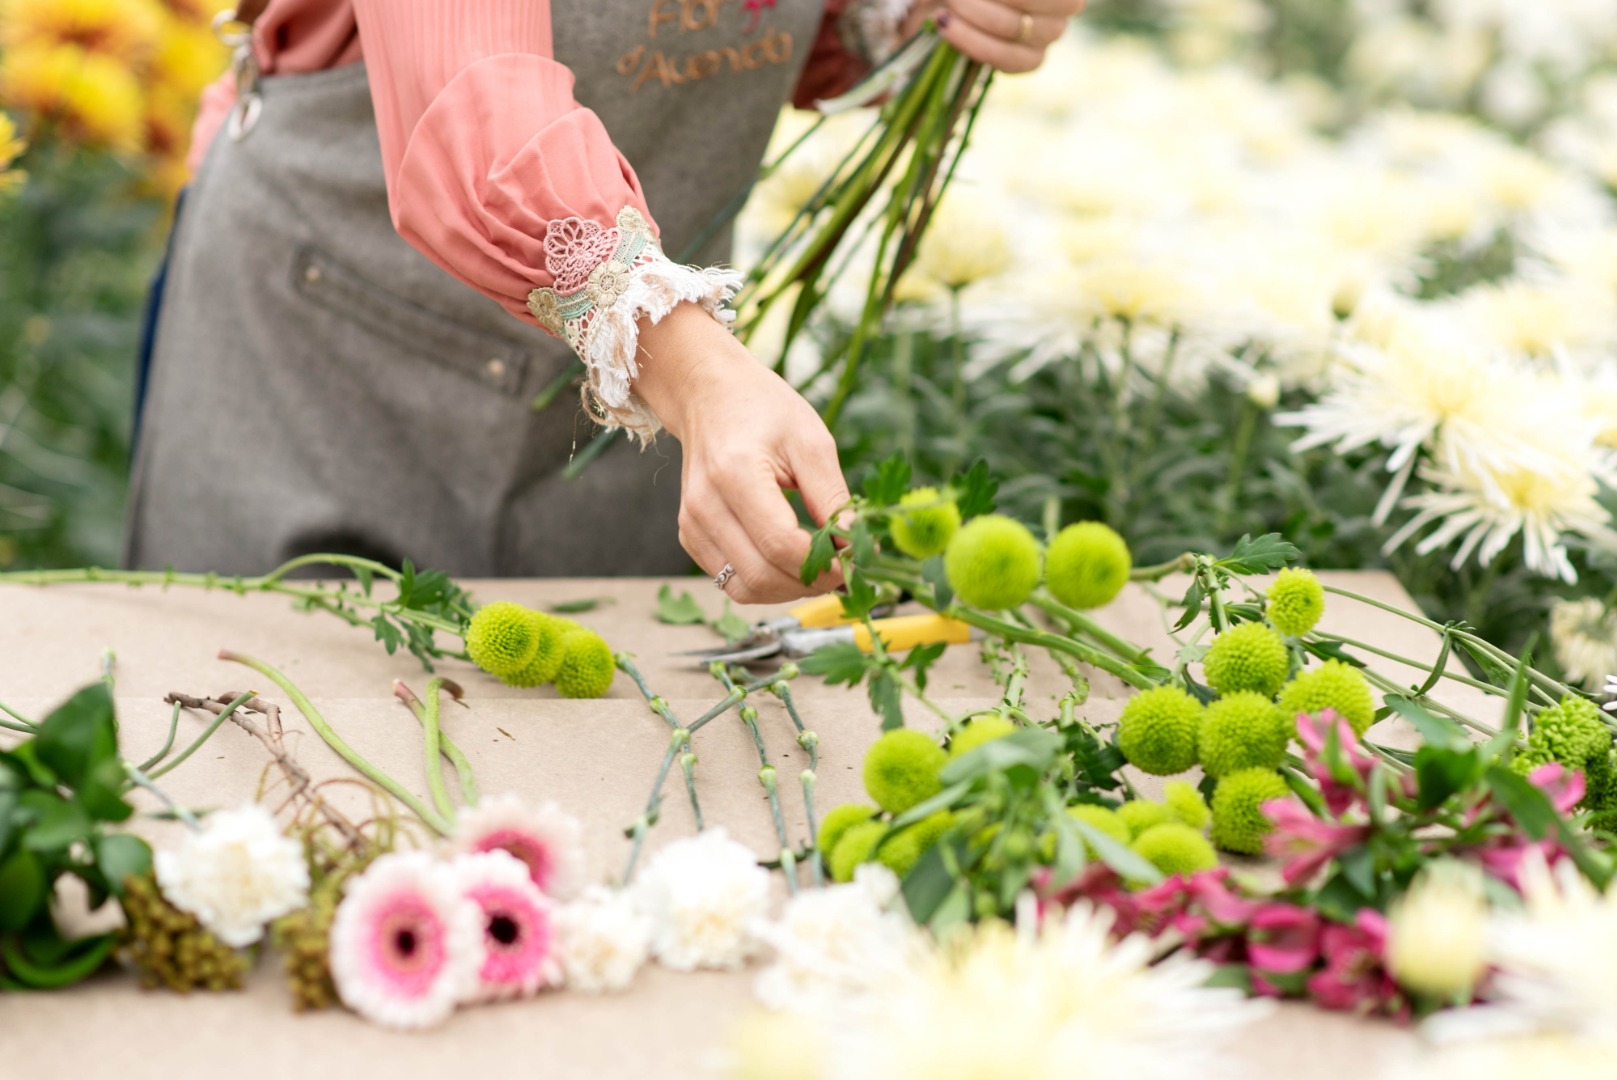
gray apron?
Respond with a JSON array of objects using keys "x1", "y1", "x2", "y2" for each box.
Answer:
[{"x1": 125, "y1": 1, "x2": 825, "y2": 577}]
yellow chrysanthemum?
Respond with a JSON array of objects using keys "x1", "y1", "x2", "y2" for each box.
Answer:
[
  {"x1": 0, "y1": 0, "x2": 165, "y2": 66},
  {"x1": 0, "y1": 110, "x2": 24, "y2": 195},
  {"x1": 0, "y1": 42, "x2": 144, "y2": 151},
  {"x1": 150, "y1": 13, "x2": 228, "y2": 100}
]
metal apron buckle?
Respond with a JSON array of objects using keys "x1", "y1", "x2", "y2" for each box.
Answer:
[{"x1": 213, "y1": 9, "x2": 263, "y2": 141}]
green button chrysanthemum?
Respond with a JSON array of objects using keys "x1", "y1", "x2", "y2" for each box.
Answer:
[
  {"x1": 1118, "y1": 799, "x2": 1175, "y2": 839},
  {"x1": 1067, "y1": 803, "x2": 1132, "y2": 854},
  {"x1": 889, "y1": 487, "x2": 962, "y2": 560},
  {"x1": 876, "y1": 811, "x2": 954, "y2": 877},
  {"x1": 1266, "y1": 567, "x2": 1326, "y2": 637},
  {"x1": 828, "y1": 820, "x2": 887, "y2": 883},
  {"x1": 948, "y1": 713, "x2": 1018, "y2": 759},
  {"x1": 465, "y1": 601, "x2": 543, "y2": 678},
  {"x1": 1162, "y1": 780, "x2": 1210, "y2": 830},
  {"x1": 1045, "y1": 521, "x2": 1132, "y2": 610},
  {"x1": 862, "y1": 729, "x2": 947, "y2": 814},
  {"x1": 1278, "y1": 659, "x2": 1376, "y2": 737},
  {"x1": 1210, "y1": 768, "x2": 1290, "y2": 855},
  {"x1": 1133, "y1": 822, "x2": 1218, "y2": 879},
  {"x1": 498, "y1": 611, "x2": 567, "y2": 688},
  {"x1": 1116, "y1": 684, "x2": 1204, "y2": 776},
  {"x1": 817, "y1": 803, "x2": 877, "y2": 858},
  {"x1": 1203, "y1": 621, "x2": 1291, "y2": 697},
  {"x1": 553, "y1": 628, "x2": 616, "y2": 699},
  {"x1": 943, "y1": 514, "x2": 1043, "y2": 610},
  {"x1": 1198, "y1": 691, "x2": 1290, "y2": 778}
]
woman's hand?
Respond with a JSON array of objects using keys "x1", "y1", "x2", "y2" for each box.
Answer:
[
  {"x1": 907, "y1": 0, "x2": 1085, "y2": 74},
  {"x1": 631, "y1": 304, "x2": 848, "y2": 605}
]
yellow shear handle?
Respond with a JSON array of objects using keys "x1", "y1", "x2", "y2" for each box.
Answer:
[
  {"x1": 786, "y1": 594, "x2": 856, "y2": 629},
  {"x1": 852, "y1": 614, "x2": 973, "y2": 653}
]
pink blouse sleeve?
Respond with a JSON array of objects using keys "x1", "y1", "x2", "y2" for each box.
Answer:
[{"x1": 352, "y1": 0, "x2": 741, "y2": 440}]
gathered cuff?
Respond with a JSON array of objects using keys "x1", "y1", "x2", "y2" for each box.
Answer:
[{"x1": 526, "y1": 206, "x2": 742, "y2": 441}]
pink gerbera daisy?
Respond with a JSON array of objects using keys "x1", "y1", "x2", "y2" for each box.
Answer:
[
  {"x1": 449, "y1": 795, "x2": 586, "y2": 900},
  {"x1": 328, "y1": 852, "x2": 482, "y2": 1030},
  {"x1": 451, "y1": 851, "x2": 562, "y2": 1002}
]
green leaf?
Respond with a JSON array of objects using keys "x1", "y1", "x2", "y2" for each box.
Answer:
[
  {"x1": 888, "y1": 779, "x2": 975, "y2": 831},
  {"x1": 1070, "y1": 816, "x2": 1162, "y2": 885},
  {"x1": 952, "y1": 460, "x2": 998, "y2": 519},
  {"x1": 900, "y1": 642, "x2": 947, "y2": 693},
  {"x1": 654, "y1": 584, "x2": 707, "y2": 626},
  {"x1": 861, "y1": 453, "x2": 912, "y2": 506},
  {"x1": 92, "y1": 834, "x2": 151, "y2": 896},
  {"x1": 900, "y1": 844, "x2": 957, "y2": 924},
  {"x1": 20, "y1": 792, "x2": 92, "y2": 852},
  {"x1": 800, "y1": 522, "x2": 838, "y2": 586},
  {"x1": 713, "y1": 603, "x2": 752, "y2": 645},
  {"x1": 1485, "y1": 765, "x2": 1612, "y2": 889},
  {"x1": 370, "y1": 614, "x2": 404, "y2": 656},
  {"x1": 1383, "y1": 694, "x2": 1468, "y2": 751},
  {"x1": 920, "y1": 556, "x2": 953, "y2": 609},
  {"x1": 77, "y1": 758, "x2": 134, "y2": 824},
  {"x1": 840, "y1": 573, "x2": 881, "y2": 620},
  {"x1": 1204, "y1": 965, "x2": 1254, "y2": 992},
  {"x1": 1414, "y1": 746, "x2": 1481, "y2": 810},
  {"x1": 869, "y1": 671, "x2": 905, "y2": 731},
  {"x1": 1173, "y1": 580, "x2": 1206, "y2": 632},
  {"x1": 0, "y1": 850, "x2": 46, "y2": 931},
  {"x1": 1217, "y1": 533, "x2": 1301, "y2": 575},
  {"x1": 551, "y1": 597, "x2": 609, "y2": 615},
  {"x1": 798, "y1": 643, "x2": 872, "y2": 686},
  {"x1": 353, "y1": 564, "x2": 374, "y2": 597},
  {"x1": 940, "y1": 727, "x2": 1061, "y2": 785},
  {"x1": 1301, "y1": 639, "x2": 1366, "y2": 668},
  {"x1": 33, "y1": 683, "x2": 117, "y2": 790}
]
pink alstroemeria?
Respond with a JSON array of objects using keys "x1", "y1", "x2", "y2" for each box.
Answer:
[
  {"x1": 1476, "y1": 838, "x2": 1563, "y2": 891},
  {"x1": 1246, "y1": 903, "x2": 1322, "y2": 976},
  {"x1": 1296, "y1": 710, "x2": 1376, "y2": 816},
  {"x1": 1264, "y1": 798, "x2": 1372, "y2": 887},
  {"x1": 1184, "y1": 868, "x2": 1261, "y2": 929},
  {"x1": 1527, "y1": 762, "x2": 1586, "y2": 814},
  {"x1": 1307, "y1": 910, "x2": 1404, "y2": 1018}
]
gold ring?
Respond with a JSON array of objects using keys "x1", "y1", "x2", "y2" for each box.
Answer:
[{"x1": 1017, "y1": 12, "x2": 1035, "y2": 43}]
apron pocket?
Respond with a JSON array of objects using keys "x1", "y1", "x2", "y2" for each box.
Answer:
[{"x1": 291, "y1": 243, "x2": 548, "y2": 399}]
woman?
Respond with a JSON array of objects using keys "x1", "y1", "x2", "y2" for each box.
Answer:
[{"x1": 126, "y1": 0, "x2": 1080, "y2": 603}]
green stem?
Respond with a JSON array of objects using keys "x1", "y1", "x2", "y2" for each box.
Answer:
[
  {"x1": 617, "y1": 656, "x2": 704, "y2": 828},
  {"x1": 396, "y1": 683, "x2": 479, "y2": 806},
  {"x1": 149, "y1": 691, "x2": 256, "y2": 780},
  {"x1": 1130, "y1": 554, "x2": 1195, "y2": 582},
  {"x1": 124, "y1": 762, "x2": 202, "y2": 831},
  {"x1": 1316, "y1": 632, "x2": 1543, "y2": 704},
  {"x1": 136, "y1": 702, "x2": 184, "y2": 772},
  {"x1": 0, "y1": 700, "x2": 36, "y2": 728},
  {"x1": 221, "y1": 651, "x2": 452, "y2": 835},
  {"x1": 950, "y1": 607, "x2": 1158, "y2": 690},
  {"x1": 0, "y1": 716, "x2": 33, "y2": 735},
  {"x1": 1032, "y1": 593, "x2": 1154, "y2": 664},
  {"x1": 419, "y1": 679, "x2": 456, "y2": 822}
]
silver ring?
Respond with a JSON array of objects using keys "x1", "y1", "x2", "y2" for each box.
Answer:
[{"x1": 713, "y1": 563, "x2": 737, "y2": 591}]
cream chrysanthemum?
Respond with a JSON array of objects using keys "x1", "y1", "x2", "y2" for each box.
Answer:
[
  {"x1": 328, "y1": 852, "x2": 483, "y2": 1031},
  {"x1": 1551, "y1": 598, "x2": 1617, "y2": 691},
  {"x1": 752, "y1": 865, "x2": 925, "y2": 1014},
  {"x1": 448, "y1": 794, "x2": 586, "y2": 901},
  {"x1": 632, "y1": 827, "x2": 770, "y2": 972},
  {"x1": 553, "y1": 885, "x2": 653, "y2": 994},
  {"x1": 153, "y1": 805, "x2": 308, "y2": 948}
]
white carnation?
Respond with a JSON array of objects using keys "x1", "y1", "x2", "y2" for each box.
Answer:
[
  {"x1": 555, "y1": 886, "x2": 653, "y2": 993},
  {"x1": 632, "y1": 828, "x2": 770, "y2": 972},
  {"x1": 154, "y1": 804, "x2": 309, "y2": 948}
]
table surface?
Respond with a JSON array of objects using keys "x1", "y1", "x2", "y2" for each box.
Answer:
[{"x1": 0, "y1": 573, "x2": 1495, "y2": 1079}]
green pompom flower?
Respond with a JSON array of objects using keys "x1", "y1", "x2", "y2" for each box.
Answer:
[
  {"x1": 862, "y1": 729, "x2": 947, "y2": 814},
  {"x1": 465, "y1": 601, "x2": 542, "y2": 678},
  {"x1": 1117, "y1": 800, "x2": 1174, "y2": 839},
  {"x1": 1198, "y1": 691, "x2": 1290, "y2": 778},
  {"x1": 1162, "y1": 780, "x2": 1210, "y2": 830},
  {"x1": 1203, "y1": 622, "x2": 1291, "y2": 697},
  {"x1": 553, "y1": 629, "x2": 616, "y2": 699},
  {"x1": 1068, "y1": 804, "x2": 1132, "y2": 854},
  {"x1": 876, "y1": 811, "x2": 954, "y2": 877},
  {"x1": 499, "y1": 612, "x2": 567, "y2": 688},
  {"x1": 817, "y1": 803, "x2": 877, "y2": 858},
  {"x1": 1044, "y1": 521, "x2": 1132, "y2": 610},
  {"x1": 1278, "y1": 659, "x2": 1376, "y2": 737},
  {"x1": 948, "y1": 714, "x2": 1017, "y2": 759},
  {"x1": 1266, "y1": 568, "x2": 1325, "y2": 637},
  {"x1": 943, "y1": 514, "x2": 1043, "y2": 610},
  {"x1": 1132, "y1": 823, "x2": 1218, "y2": 878},
  {"x1": 1210, "y1": 768, "x2": 1290, "y2": 855},
  {"x1": 828, "y1": 821, "x2": 886, "y2": 883},
  {"x1": 1116, "y1": 685, "x2": 1203, "y2": 776},
  {"x1": 889, "y1": 487, "x2": 962, "y2": 560}
]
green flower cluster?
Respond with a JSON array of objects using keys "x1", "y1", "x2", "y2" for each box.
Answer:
[
  {"x1": 119, "y1": 872, "x2": 248, "y2": 993},
  {"x1": 889, "y1": 487, "x2": 962, "y2": 559},
  {"x1": 464, "y1": 602, "x2": 615, "y2": 698},
  {"x1": 1113, "y1": 783, "x2": 1218, "y2": 882},
  {"x1": 928, "y1": 501, "x2": 1131, "y2": 613},
  {"x1": 1203, "y1": 622, "x2": 1291, "y2": 697},
  {"x1": 1266, "y1": 568, "x2": 1326, "y2": 637},
  {"x1": 820, "y1": 730, "x2": 958, "y2": 882},
  {"x1": 1512, "y1": 695, "x2": 1617, "y2": 831},
  {"x1": 272, "y1": 892, "x2": 338, "y2": 1012},
  {"x1": 1210, "y1": 768, "x2": 1290, "y2": 855}
]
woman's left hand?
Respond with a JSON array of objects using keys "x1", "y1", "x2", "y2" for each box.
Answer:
[{"x1": 905, "y1": 0, "x2": 1084, "y2": 74}]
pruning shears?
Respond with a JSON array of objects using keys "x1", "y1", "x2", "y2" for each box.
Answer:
[{"x1": 680, "y1": 593, "x2": 975, "y2": 665}]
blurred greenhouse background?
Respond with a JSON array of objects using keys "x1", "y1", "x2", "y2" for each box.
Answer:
[{"x1": 4, "y1": 0, "x2": 1617, "y2": 678}]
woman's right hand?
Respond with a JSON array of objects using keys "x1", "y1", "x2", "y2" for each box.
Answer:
[{"x1": 631, "y1": 304, "x2": 849, "y2": 605}]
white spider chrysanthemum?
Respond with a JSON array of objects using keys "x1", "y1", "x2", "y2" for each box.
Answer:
[
  {"x1": 1381, "y1": 420, "x2": 1617, "y2": 582},
  {"x1": 632, "y1": 827, "x2": 770, "y2": 972},
  {"x1": 154, "y1": 804, "x2": 308, "y2": 948},
  {"x1": 752, "y1": 865, "x2": 926, "y2": 1014},
  {"x1": 800, "y1": 902, "x2": 1268, "y2": 1080},
  {"x1": 554, "y1": 885, "x2": 653, "y2": 993},
  {"x1": 1447, "y1": 278, "x2": 1617, "y2": 362},
  {"x1": 1550, "y1": 598, "x2": 1617, "y2": 691}
]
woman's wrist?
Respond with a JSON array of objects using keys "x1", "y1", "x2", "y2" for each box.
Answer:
[{"x1": 630, "y1": 302, "x2": 748, "y2": 441}]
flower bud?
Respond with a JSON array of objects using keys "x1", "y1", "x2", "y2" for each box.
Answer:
[{"x1": 1387, "y1": 862, "x2": 1487, "y2": 1000}]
